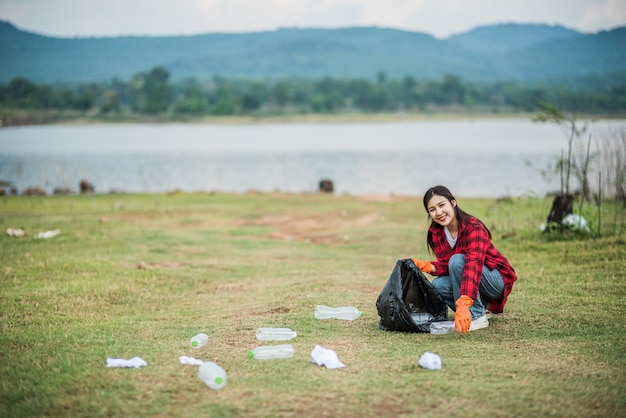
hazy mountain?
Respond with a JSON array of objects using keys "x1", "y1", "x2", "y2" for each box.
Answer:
[
  {"x1": 1, "y1": 20, "x2": 624, "y2": 84},
  {"x1": 445, "y1": 23, "x2": 581, "y2": 54},
  {"x1": 493, "y1": 27, "x2": 626, "y2": 80}
]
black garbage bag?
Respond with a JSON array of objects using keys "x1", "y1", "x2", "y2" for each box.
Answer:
[{"x1": 376, "y1": 259, "x2": 448, "y2": 333}]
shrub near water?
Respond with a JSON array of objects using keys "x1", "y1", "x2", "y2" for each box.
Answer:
[{"x1": 0, "y1": 192, "x2": 624, "y2": 418}]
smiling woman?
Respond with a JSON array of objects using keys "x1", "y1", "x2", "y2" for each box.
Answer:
[{"x1": 411, "y1": 185, "x2": 518, "y2": 333}]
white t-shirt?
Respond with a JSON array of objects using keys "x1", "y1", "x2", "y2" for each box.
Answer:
[{"x1": 444, "y1": 226, "x2": 457, "y2": 248}]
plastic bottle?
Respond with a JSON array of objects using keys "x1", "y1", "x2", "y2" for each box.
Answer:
[
  {"x1": 198, "y1": 361, "x2": 227, "y2": 390},
  {"x1": 429, "y1": 321, "x2": 456, "y2": 335},
  {"x1": 256, "y1": 327, "x2": 297, "y2": 341},
  {"x1": 314, "y1": 305, "x2": 362, "y2": 320},
  {"x1": 410, "y1": 312, "x2": 435, "y2": 326},
  {"x1": 248, "y1": 344, "x2": 295, "y2": 360},
  {"x1": 189, "y1": 333, "x2": 209, "y2": 348}
]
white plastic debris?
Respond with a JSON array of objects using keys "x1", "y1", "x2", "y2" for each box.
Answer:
[
  {"x1": 249, "y1": 344, "x2": 295, "y2": 360},
  {"x1": 35, "y1": 229, "x2": 61, "y2": 239},
  {"x1": 314, "y1": 305, "x2": 362, "y2": 320},
  {"x1": 179, "y1": 356, "x2": 204, "y2": 366},
  {"x1": 6, "y1": 228, "x2": 25, "y2": 237},
  {"x1": 256, "y1": 327, "x2": 297, "y2": 341},
  {"x1": 198, "y1": 361, "x2": 227, "y2": 390},
  {"x1": 540, "y1": 214, "x2": 591, "y2": 232},
  {"x1": 106, "y1": 356, "x2": 147, "y2": 368},
  {"x1": 418, "y1": 352, "x2": 442, "y2": 370},
  {"x1": 310, "y1": 345, "x2": 345, "y2": 369},
  {"x1": 562, "y1": 214, "x2": 590, "y2": 231},
  {"x1": 189, "y1": 333, "x2": 209, "y2": 348}
]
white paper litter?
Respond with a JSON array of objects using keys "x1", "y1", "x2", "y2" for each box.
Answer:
[
  {"x1": 106, "y1": 356, "x2": 148, "y2": 368},
  {"x1": 179, "y1": 356, "x2": 204, "y2": 366},
  {"x1": 418, "y1": 352, "x2": 442, "y2": 370},
  {"x1": 35, "y1": 229, "x2": 61, "y2": 239},
  {"x1": 310, "y1": 345, "x2": 345, "y2": 369}
]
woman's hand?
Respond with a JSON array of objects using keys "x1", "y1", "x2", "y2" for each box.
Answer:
[
  {"x1": 411, "y1": 258, "x2": 433, "y2": 274},
  {"x1": 455, "y1": 295, "x2": 473, "y2": 334}
]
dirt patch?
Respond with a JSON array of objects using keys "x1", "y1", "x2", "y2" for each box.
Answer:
[
  {"x1": 120, "y1": 261, "x2": 186, "y2": 270},
  {"x1": 242, "y1": 210, "x2": 380, "y2": 245},
  {"x1": 355, "y1": 194, "x2": 398, "y2": 203}
]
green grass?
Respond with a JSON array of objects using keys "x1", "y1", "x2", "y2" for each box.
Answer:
[{"x1": 1, "y1": 192, "x2": 625, "y2": 418}]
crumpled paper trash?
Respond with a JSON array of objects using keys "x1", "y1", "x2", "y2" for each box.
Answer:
[
  {"x1": 106, "y1": 356, "x2": 148, "y2": 368},
  {"x1": 179, "y1": 356, "x2": 204, "y2": 366},
  {"x1": 310, "y1": 345, "x2": 345, "y2": 369},
  {"x1": 418, "y1": 352, "x2": 442, "y2": 370},
  {"x1": 35, "y1": 229, "x2": 61, "y2": 239}
]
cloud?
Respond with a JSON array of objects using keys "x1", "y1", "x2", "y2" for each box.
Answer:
[
  {"x1": 579, "y1": 0, "x2": 626, "y2": 32},
  {"x1": 0, "y1": 0, "x2": 624, "y2": 38}
]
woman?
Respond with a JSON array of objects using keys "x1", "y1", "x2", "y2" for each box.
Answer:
[{"x1": 411, "y1": 185, "x2": 517, "y2": 333}]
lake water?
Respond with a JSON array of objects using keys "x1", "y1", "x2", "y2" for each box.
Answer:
[{"x1": 1, "y1": 118, "x2": 624, "y2": 197}]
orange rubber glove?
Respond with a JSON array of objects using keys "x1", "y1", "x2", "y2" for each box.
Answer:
[
  {"x1": 411, "y1": 258, "x2": 433, "y2": 274},
  {"x1": 455, "y1": 295, "x2": 474, "y2": 334}
]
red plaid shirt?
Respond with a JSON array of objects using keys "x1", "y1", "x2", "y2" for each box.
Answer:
[{"x1": 430, "y1": 217, "x2": 517, "y2": 313}]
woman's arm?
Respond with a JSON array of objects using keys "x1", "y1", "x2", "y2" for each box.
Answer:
[{"x1": 458, "y1": 221, "x2": 490, "y2": 300}]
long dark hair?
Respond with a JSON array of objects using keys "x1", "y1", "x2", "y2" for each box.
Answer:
[{"x1": 423, "y1": 185, "x2": 491, "y2": 252}]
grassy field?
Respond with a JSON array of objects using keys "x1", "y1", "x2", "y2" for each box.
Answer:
[{"x1": 0, "y1": 192, "x2": 624, "y2": 417}]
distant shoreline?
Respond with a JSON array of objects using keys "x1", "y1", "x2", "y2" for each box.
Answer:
[
  {"x1": 65, "y1": 111, "x2": 538, "y2": 125},
  {"x1": 3, "y1": 109, "x2": 626, "y2": 128}
]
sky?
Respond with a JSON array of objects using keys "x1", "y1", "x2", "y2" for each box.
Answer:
[{"x1": 0, "y1": 0, "x2": 625, "y2": 39}]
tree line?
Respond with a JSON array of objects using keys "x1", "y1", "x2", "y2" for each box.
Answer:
[{"x1": 1, "y1": 66, "x2": 625, "y2": 119}]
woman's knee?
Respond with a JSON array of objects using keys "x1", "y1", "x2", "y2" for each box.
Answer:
[
  {"x1": 449, "y1": 254, "x2": 465, "y2": 274},
  {"x1": 431, "y1": 276, "x2": 451, "y2": 294}
]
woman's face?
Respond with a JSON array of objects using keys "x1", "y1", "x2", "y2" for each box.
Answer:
[{"x1": 426, "y1": 194, "x2": 456, "y2": 227}]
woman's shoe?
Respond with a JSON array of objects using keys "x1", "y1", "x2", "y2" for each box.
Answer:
[{"x1": 469, "y1": 315, "x2": 489, "y2": 331}]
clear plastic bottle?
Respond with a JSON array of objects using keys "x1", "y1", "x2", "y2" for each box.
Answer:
[
  {"x1": 189, "y1": 333, "x2": 209, "y2": 348},
  {"x1": 411, "y1": 312, "x2": 435, "y2": 326},
  {"x1": 248, "y1": 344, "x2": 295, "y2": 360},
  {"x1": 314, "y1": 305, "x2": 362, "y2": 320},
  {"x1": 256, "y1": 327, "x2": 297, "y2": 341},
  {"x1": 429, "y1": 321, "x2": 456, "y2": 335},
  {"x1": 198, "y1": 361, "x2": 227, "y2": 390}
]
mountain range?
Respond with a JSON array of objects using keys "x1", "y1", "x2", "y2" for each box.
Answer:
[{"x1": 1, "y1": 20, "x2": 625, "y2": 84}]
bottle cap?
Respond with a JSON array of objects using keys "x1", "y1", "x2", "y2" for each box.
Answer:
[
  {"x1": 215, "y1": 377, "x2": 223, "y2": 384},
  {"x1": 248, "y1": 350, "x2": 254, "y2": 358},
  {"x1": 191, "y1": 341, "x2": 198, "y2": 347}
]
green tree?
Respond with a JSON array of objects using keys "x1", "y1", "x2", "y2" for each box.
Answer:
[
  {"x1": 401, "y1": 76, "x2": 419, "y2": 109},
  {"x1": 211, "y1": 97, "x2": 238, "y2": 115},
  {"x1": 240, "y1": 82, "x2": 266, "y2": 113},
  {"x1": 143, "y1": 67, "x2": 172, "y2": 114},
  {"x1": 350, "y1": 79, "x2": 388, "y2": 111},
  {"x1": 271, "y1": 80, "x2": 292, "y2": 108},
  {"x1": 100, "y1": 90, "x2": 121, "y2": 114},
  {"x1": 128, "y1": 67, "x2": 172, "y2": 113},
  {"x1": 310, "y1": 77, "x2": 343, "y2": 112},
  {"x1": 435, "y1": 74, "x2": 464, "y2": 105},
  {"x1": 6, "y1": 77, "x2": 40, "y2": 108},
  {"x1": 72, "y1": 91, "x2": 95, "y2": 110},
  {"x1": 174, "y1": 80, "x2": 208, "y2": 114},
  {"x1": 128, "y1": 74, "x2": 146, "y2": 112},
  {"x1": 71, "y1": 85, "x2": 98, "y2": 111}
]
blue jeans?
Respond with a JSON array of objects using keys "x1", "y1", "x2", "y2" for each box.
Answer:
[{"x1": 431, "y1": 254, "x2": 504, "y2": 320}]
